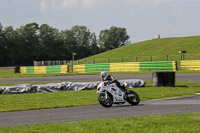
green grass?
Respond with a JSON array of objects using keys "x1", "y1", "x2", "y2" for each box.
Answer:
[
  {"x1": 0, "y1": 71, "x2": 102, "y2": 78},
  {"x1": 0, "y1": 82, "x2": 61, "y2": 86},
  {"x1": 0, "y1": 81, "x2": 200, "y2": 112},
  {"x1": 0, "y1": 67, "x2": 13, "y2": 71},
  {"x1": 0, "y1": 113, "x2": 200, "y2": 132},
  {"x1": 0, "y1": 90, "x2": 98, "y2": 112},
  {"x1": 1, "y1": 70, "x2": 200, "y2": 79},
  {"x1": 0, "y1": 71, "x2": 71, "y2": 78},
  {"x1": 78, "y1": 36, "x2": 200, "y2": 63},
  {"x1": 0, "y1": 80, "x2": 200, "y2": 132}
]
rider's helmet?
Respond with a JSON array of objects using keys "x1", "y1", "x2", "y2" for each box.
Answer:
[{"x1": 100, "y1": 71, "x2": 109, "y2": 81}]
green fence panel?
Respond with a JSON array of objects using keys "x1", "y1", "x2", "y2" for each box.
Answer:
[
  {"x1": 46, "y1": 66, "x2": 61, "y2": 73},
  {"x1": 26, "y1": 66, "x2": 34, "y2": 74},
  {"x1": 140, "y1": 61, "x2": 173, "y2": 71},
  {"x1": 85, "y1": 64, "x2": 110, "y2": 72}
]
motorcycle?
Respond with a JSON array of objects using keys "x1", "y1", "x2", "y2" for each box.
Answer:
[{"x1": 96, "y1": 81, "x2": 140, "y2": 107}]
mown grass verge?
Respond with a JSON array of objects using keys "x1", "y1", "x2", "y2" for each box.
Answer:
[
  {"x1": 0, "y1": 113, "x2": 200, "y2": 132},
  {"x1": 0, "y1": 81, "x2": 200, "y2": 112},
  {"x1": 0, "y1": 71, "x2": 90, "y2": 78}
]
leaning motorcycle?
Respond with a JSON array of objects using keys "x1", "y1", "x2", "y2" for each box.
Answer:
[{"x1": 96, "y1": 81, "x2": 140, "y2": 107}]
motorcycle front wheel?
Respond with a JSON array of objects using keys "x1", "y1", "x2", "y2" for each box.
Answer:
[
  {"x1": 98, "y1": 93, "x2": 113, "y2": 107},
  {"x1": 127, "y1": 90, "x2": 140, "y2": 105}
]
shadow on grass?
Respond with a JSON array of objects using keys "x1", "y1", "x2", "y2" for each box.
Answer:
[
  {"x1": 144, "y1": 85, "x2": 189, "y2": 87},
  {"x1": 174, "y1": 85, "x2": 189, "y2": 87},
  {"x1": 175, "y1": 85, "x2": 200, "y2": 87}
]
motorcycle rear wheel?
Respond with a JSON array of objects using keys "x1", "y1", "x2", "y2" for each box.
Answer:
[
  {"x1": 127, "y1": 90, "x2": 140, "y2": 105},
  {"x1": 98, "y1": 93, "x2": 113, "y2": 107}
]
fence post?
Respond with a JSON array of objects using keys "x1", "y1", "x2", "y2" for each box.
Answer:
[
  {"x1": 84, "y1": 59, "x2": 87, "y2": 64},
  {"x1": 150, "y1": 56, "x2": 152, "y2": 62},
  {"x1": 107, "y1": 58, "x2": 110, "y2": 63},
  {"x1": 70, "y1": 60, "x2": 73, "y2": 73},
  {"x1": 180, "y1": 52, "x2": 184, "y2": 61},
  {"x1": 92, "y1": 59, "x2": 95, "y2": 64},
  {"x1": 121, "y1": 57, "x2": 123, "y2": 63},
  {"x1": 64, "y1": 60, "x2": 66, "y2": 65},
  {"x1": 166, "y1": 55, "x2": 168, "y2": 61},
  {"x1": 47, "y1": 61, "x2": 50, "y2": 66},
  {"x1": 34, "y1": 61, "x2": 36, "y2": 66},
  {"x1": 135, "y1": 56, "x2": 137, "y2": 62},
  {"x1": 42, "y1": 61, "x2": 44, "y2": 66}
]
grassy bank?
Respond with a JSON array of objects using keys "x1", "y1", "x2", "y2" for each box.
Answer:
[
  {"x1": 0, "y1": 81, "x2": 200, "y2": 112},
  {"x1": 79, "y1": 36, "x2": 200, "y2": 63},
  {"x1": 0, "y1": 113, "x2": 200, "y2": 132}
]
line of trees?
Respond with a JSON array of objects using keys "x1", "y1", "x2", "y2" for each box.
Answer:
[{"x1": 0, "y1": 22, "x2": 130, "y2": 66}]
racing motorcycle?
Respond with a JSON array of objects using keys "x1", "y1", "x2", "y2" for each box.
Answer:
[{"x1": 96, "y1": 81, "x2": 140, "y2": 107}]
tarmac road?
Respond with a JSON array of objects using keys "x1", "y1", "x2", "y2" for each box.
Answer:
[
  {"x1": 1, "y1": 73, "x2": 200, "y2": 127},
  {"x1": 0, "y1": 95, "x2": 200, "y2": 127},
  {"x1": 1, "y1": 73, "x2": 200, "y2": 83}
]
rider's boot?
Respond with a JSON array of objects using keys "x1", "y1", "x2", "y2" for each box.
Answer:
[
  {"x1": 125, "y1": 89, "x2": 129, "y2": 94},
  {"x1": 123, "y1": 86, "x2": 128, "y2": 94}
]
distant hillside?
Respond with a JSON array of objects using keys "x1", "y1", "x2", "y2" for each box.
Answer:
[{"x1": 77, "y1": 36, "x2": 200, "y2": 63}]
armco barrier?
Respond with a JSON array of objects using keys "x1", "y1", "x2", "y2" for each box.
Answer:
[
  {"x1": 26, "y1": 66, "x2": 34, "y2": 74},
  {"x1": 110, "y1": 62, "x2": 140, "y2": 72},
  {"x1": 34, "y1": 66, "x2": 46, "y2": 74},
  {"x1": 60, "y1": 65, "x2": 68, "y2": 73},
  {"x1": 140, "y1": 61, "x2": 176, "y2": 71},
  {"x1": 73, "y1": 61, "x2": 176, "y2": 73},
  {"x1": 85, "y1": 64, "x2": 110, "y2": 72},
  {"x1": 20, "y1": 67, "x2": 27, "y2": 74},
  {"x1": 20, "y1": 65, "x2": 68, "y2": 74},
  {"x1": 181, "y1": 60, "x2": 200, "y2": 70},
  {"x1": 73, "y1": 64, "x2": 85, "y2": 73},
  {"x1": 47, "y1": 66, "x2": 61, "y2": 73}
]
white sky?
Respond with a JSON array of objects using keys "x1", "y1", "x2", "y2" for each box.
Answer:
[{"x1": 0, "y1": 0, "x2": 200, "y2": 43}]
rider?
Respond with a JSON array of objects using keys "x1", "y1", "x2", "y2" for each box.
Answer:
[{"x1": 100, "y1": 71, "x2": 127, "y2": 92}]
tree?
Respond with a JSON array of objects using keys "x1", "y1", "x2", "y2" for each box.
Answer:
[
  {"x1": 61, "y1": 26, "x2": 99, "y2": 60},
  {"x1": 0, "y1": 23, "x2": 2, "y2": 32},
  {"x1": 89, "y1": 32, "x2": 99, "y2": 55},
  {"x1": 39, "y1": 24, "x2": 64, "y2": 60},
  {"x1": 64, "y1": 25, "x2": 93, "y2": 59},
  {"x1": 99, "y1": 26, "x2": 130, "y2": 51},
  {"x1": 0, "y1": 23, "x2": 6, "y2": 66},
  {"x1": 0, "y1": 23, "x2": 133, "y2": 66},
  {"x1": 60, "y1": 29, "x2": 77, "y2": 60},
  {"x1": 18, "y1": 23, "x2": 40, "y2": 65},
  {"x1": 3, "y1": 26, "x2": 18, "y2": 66}
]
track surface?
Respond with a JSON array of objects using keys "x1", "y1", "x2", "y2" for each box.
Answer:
[
  {"x1": 1, "y1": 73, "x2": 200, "y2": 127},
  {"x1": 1, "y1": 73, "x2": 200, "y2": 83},
  {"x1": 0, "y1": 95, "x2": 200, "y2": 127}
]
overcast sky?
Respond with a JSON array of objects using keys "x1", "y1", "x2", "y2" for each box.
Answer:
[{"x1": 0, "y1": 0, "x2": 200, "y2": 43}]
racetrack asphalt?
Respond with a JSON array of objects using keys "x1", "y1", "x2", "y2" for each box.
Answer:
[
  {"x1": 0, "y1": 95, "x2": 200, "y2": 127},
  {"x1": 1, "y1": 73, "x2": 200, "y2": 127},
  {"x1": 1, "y1": 73, "x2": 200, "y2": 83}
]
